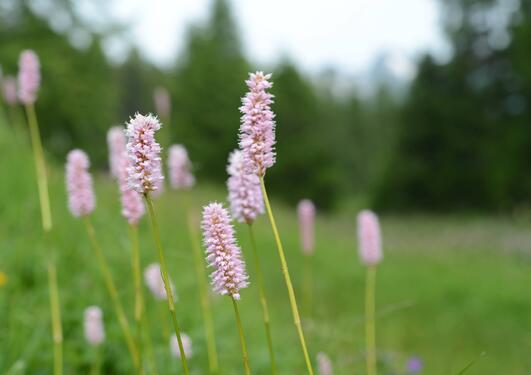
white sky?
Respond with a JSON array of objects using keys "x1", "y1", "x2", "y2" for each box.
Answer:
[{"x1": 109, "y1": 0, "x2": 449, "y2": 78}]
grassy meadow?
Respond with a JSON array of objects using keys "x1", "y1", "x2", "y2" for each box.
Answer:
[{"x1": 1, "y1": 117, "x2": 531, "y2": 374}]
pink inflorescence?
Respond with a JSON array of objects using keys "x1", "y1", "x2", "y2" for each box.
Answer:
[
  {"x1": 298, "y1": 199, "x2": 316, "y2": 255},
  {"x1": 125, "y1": 113, "x2": 164, "y2": 194},
  {"x1": 153, "y1": 86, "x2": 171, "y2": 119},
  {"x1": 107, "y1": 126, "x2": 127, "y2": 179},
  {"x1": 144, "y1": 263, "x2": 175, "y2": 301},
  {"x1": 170, "y1": 333, "x2": 193, "y2": 359},
  {"x1": 84, "y1": 306, "x2": 105, "y2": 346},
  {"x1": 17, "y1": 50, "x2": 41, "y2": 105},
  {"x1": 239, "y1": 71, "x2": 276, "y2": 177},
  {"x1": 168, "y1": 144, "x2": 195, "y2": 190},
  {"x1": 66, "y1": 149, "x2": 95, "y2": 218},
  {"x1": 2, "y1": 75, "x2": 18, "y2": 105},
  {"x1": 357, "y1": 210, "x2": 383, "y2": 266},
  {"x1": 201, "y1": 202, "x2": 249, "y2": 300},
  {"x1": 107, "y1": 126, "x2": 145, "y2": 224},
  {"x1": 317, "y1": 352, "x2": 333, "y2": 375},
  {"x1": 226, "y1": 149, "x2": 264, "y2": 224}
]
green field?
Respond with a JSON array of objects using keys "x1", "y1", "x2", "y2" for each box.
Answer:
[{"x1": 1, "y1": 119, "x2": 531, "y2": 374}]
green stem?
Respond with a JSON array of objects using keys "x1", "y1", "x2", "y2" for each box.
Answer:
[
  {"x1": 129, "y1": 224, "x2": 144, "y2": 374},
  {"x1": 91, "y1": 346, "x2": 101, "y2": 375},
  {"x1": 303, "y1": 254, "x2": 313, "y2": 318},
  {"x1": 365, "y1": 266, "x2": 377, "y2": 375},
  {"x1": 247, "y1": 224, "x2": 277, "y2": 375},
  {"x1": 142, "y1": 314, "x2": 159, "y2": 375},
  {"x1": 186, "y1": 205, "x2": 219, "y2": 374},
  {"x1": 259, "y1": 177, "x2": 314, "y2": 375},
  {"x1": 144, "y1": 193, "x2": 190, "y2": 375},
  {"x1": 83, "y1": 217, "x2": 140, "y2": 370},
  {"x1": 25, "y1": 103, "x2": 52, "y2": 231},
  {"x1": 231, "y1": 297, "x2": 251, "y2": 375},
  {"x1": 24, "y1": 103, "x2": 62, "y2": 375}
]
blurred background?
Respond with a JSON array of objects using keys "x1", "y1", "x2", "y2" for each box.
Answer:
[{"x1": 1, "y1": 0, "x2": 529, "y2": 212}]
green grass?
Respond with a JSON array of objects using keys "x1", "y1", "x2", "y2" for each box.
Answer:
[{"x1": 1, "y1": 117, "x2": 531, "y2": 374}]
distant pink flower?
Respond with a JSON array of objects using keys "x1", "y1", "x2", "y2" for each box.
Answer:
[
  {"x1": 317, "y1": 352, "x2": 333, "y2": 375},
  {"x1": 2, "y1": 75, "x2": 17, "y2": 105},
  {"x1": 153, "y1": 87, "x2": 171, "y2": 119},
  {"x1": 66, "y1": 149, "x2": 95, "y2": 218},
  {"x1": 170, "y1": 333, "x2": 193, "y2": 359},
  {"x1": 107, "y1": 126, "x2": 127, "y2": 179},
  {"x1": 144, "y1": 263, "x2": 175, "y2": 301},
  {"x1": 226, "y1": 149, "x2": 264, "y2": 224},
  {"x1": 202, "y1": 203, "x2": 249, "y2": 300},
  {"x1": 84, "y1": 306, "x2": 105, "y2": 346},
  {"x1": 298, "y1": 199, "x2": 316, "y2": 255},
  {"x1": 239, "y1": 71, "x2": 276, "y2": 177},
  {"x1": 168, "y1": 144, "x2": 195, "y2": 190},
  {"x1": 357, "y1": 210, "x2": 383, "y2": 266},
  {"x1": 17, "y1": 50, "x2": 40, "y2": 105},
  {"x1": 125, "y1": 113, "x2": 164, "y2": 194}
]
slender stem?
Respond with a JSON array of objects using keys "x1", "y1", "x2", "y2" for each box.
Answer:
[
  {"x1": 83, "y1": 217, "x2": 140, "y2": 369},
  {"x1": 259, "y1": 177, "x2": 314, "y2": 375},
  {"x1": 25, "y1": 103, "x2": 52, "y2": 231},
  {"x1": 247, "y1": 224, "x2": 277, "y2": 375},
  {"x1": 365, "y1": 266, "x2": 377, "y2": 375},
  {"x1": 142, "y1": 313, "x2": 159, "y2": 375},
  {"x1": 48, "y1": 261, "x2": 63, "y2": 375},
  {"x1": 186, "y1": 205, "x2": 219, "y2": 374},
  {"x1": 129, "y1": 224, "x2": 144, "y2": 374},
  {"x1": 144, "y1": 193, "x2": 190, "y2": 375},
  {"x1": 91, "y1": 346, "x2": 101, "y2": 375},
  {"x1": 24, "y1": 103, "x2": 62, "y2": 375},
  {"x1": 231, "y1": 297, "x2": 251, "y2": 375},
  {"x1": 303, "y1": 254, "x2": 313, "y2": 318}
]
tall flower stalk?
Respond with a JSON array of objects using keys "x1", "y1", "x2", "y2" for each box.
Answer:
[
  {"x1": 168, "y1": 143, "x2": 219, "y2": 373},
  {"x1": 202, "y1": 203, "x2": 251, "y2": 374},
  {"x1": 65, "y1": 149, "x2": 140, "y2": 371},
  {"x1": 17, "y1": 50, "x2": 63, "y2": 375},
  {"x1": 226, "y1": 149, "x2": 276, "y2": 374},
  {"x1": 298, "y1": 199, "x2": 316, "y2": 317},
  {"x1": 357, "y1": 210, "x2": 383, "y2": 375},
  {"x1": 125, "y1": 113, "x2": 190, "y2": 374},
  {"x1": 84, "y1": 306, "x2": 105, "y2": 375},
  {"x1": 239, "y1": 71, "x2": 313, "y2": 374},
  {"x1": 107, "y1": 126, "x2": 148, "y2": 372}
]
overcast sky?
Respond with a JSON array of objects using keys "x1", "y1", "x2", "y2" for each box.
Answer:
[{"x1": 109, "y1": 0, "x2": 450, "y2": 78}]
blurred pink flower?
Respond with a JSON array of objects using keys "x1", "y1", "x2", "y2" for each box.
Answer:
[
  {"x1": 17, "y1": 50, "x2": 40, "y2": 105},
  {"x1": 84, "y1": 306, "x2": 105, "y2": 346},
  {"x1": 65, "y1": 149, "x2": 95, "y2": 218},
  {"x1": 202, "y1": 202, "x2": 249, "y2": 300},
  {"x1": 170, "y1": 333, "x2": 193, "y2": 359},
  {"x1": 2, "y1": 75, "x2": 17, "y2": 105},
  {"x1": 125, "y1": 113, "x2": 164, "y2": 194},
  {"x1": 298, "y1": 199, "x2": 316, "y2": 255},
  {"x1": 239, "y1": 71, "x2": 276, "y2": 177},
  {"x1": 144, "y1": 263, "x2": 175, "y2": 301},
  {"x1": 168, "y1": 144, "x2": 195, "y2": 190},
  {"x1": 107, "y1": 126, "x2": 127, "y2": 179},
  {"x1": 357, "y1": 210, "x2": 383, "y2": 266},
  {"x1": 153, "y1": 86, "x2": 171, "y2": 119},
  {"x1": 317, "y1": 352, "x2": 333, "y2": 375},
  {"x1": 226, "y1": 149, "x2": 263, "y2": 224}
]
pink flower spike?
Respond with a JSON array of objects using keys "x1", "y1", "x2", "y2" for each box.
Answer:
[
  {"x1": 17, "y1": 50, "x2": 40, "y2": 105},
  {"x1": 170, "y1": 333, "x2": 193, "y2": 359},
  {"x1": 168, "y1": 144, "x2": 195, "y2": 190},
  {"x1": 144, "y1": 263, "x2": 176, "y2": 301},
  {"x1": 357, "y1": 210, "x2": 383, "y2": 266},
  {"x1": 298, "y1": 199, "x2": 316, "y2": 255},
  {"x1": 153, "y1": 86, "x2": 171, "y2": 119},
  {"x1": 66, "y1": 149, "x2": 95, "y2": 218},
  {"x1": 107, "y1": 126, "x2": 127, "y2": 179},
  {"x1": 238, "y1": 71, "x2": 276, "y2": 177},
  {"x1": 125, "y1": 113, "x2": 164, "y2": 194},
  {"x1": 226, "y1": 149, "x2": 263, "y2": 224},
  {"x1": 2, "y1": 75, "x2": 17, "y2": 105},
  {"x1": 84, "y1": 306, "x2": 105, "y2": 346},
  {"x1": 202, "y1": 202, "x2": 249, "y2": 300},
  {"x1": 317, "y1": 352, "x2": 333, "y2": 375}
]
